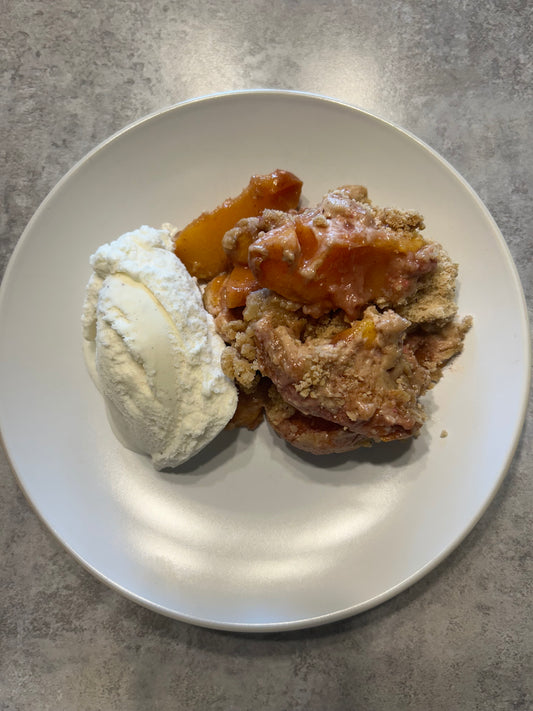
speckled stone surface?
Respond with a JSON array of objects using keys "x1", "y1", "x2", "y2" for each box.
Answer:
[{"x1": 1, "y1": 2, "x2": 532, "y2": 709}]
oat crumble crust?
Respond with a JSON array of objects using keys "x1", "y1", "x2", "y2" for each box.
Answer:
[{"x1": 205, "y1": 185, "x2": 472, "y2": 454}]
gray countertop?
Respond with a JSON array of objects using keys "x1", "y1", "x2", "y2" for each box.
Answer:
[{"x1": 1, "y1": 2, "x2": 531, "y2": 709}]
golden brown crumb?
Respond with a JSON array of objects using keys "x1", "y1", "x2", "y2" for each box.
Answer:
[
  {"x1": 397, "y1": 245, "x2": 459, "y2": 326},
  {"x1": 209, "y1": 182, "x2": 472, "y2": 455},
  {"x1": 375, "y1": 207, "x2": 425, "y2": 231}
]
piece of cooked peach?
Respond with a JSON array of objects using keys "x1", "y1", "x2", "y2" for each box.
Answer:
[
  {"x1": 174, "y1": 169, "x2": 303, "y2": 280},
  {"x1": 224, "y1": 265, "x2": 261, "y2": 309},
  {"x1": 248, "y1": 210, "x2": 437, "y2": 319},
  {"x1": 202, "y1": 273, "x2": 227, "y2": 316}
]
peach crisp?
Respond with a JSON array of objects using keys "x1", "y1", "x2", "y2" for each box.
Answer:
[{"x1": 173, "y1": 170, "x2": 471, "y2": 455}]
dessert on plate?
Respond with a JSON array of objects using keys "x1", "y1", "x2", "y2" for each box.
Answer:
[
  {"x1": 185, "y1": 172, "x2": 471, "y2": 455},
  {"x1": 82, "y1": 169, "x2": 471, "y2": 466}
]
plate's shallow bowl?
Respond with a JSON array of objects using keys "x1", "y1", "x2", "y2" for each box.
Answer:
[{"x1": 0, "y1": 91, "x2": 529, "y2": 632}]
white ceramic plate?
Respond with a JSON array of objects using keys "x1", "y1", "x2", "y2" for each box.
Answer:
[{"x1": 0, "y1": 91, "x2": 529, "y2": 632}]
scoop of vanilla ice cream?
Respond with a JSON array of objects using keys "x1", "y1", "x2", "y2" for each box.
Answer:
[{"x1": 82, "y1": 225, "x2": 237, "y2": 469}]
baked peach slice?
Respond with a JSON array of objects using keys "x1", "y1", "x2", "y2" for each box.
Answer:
[
  {"x1": 174, "y1": 169, "x2": 303, "y2": 280},
  {"x1": 248, "y1": 207, "x2": 438, "y2": 319}
]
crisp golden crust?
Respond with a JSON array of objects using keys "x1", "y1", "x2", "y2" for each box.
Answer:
[
  {"x1": 208, "y1": 185, "x2": 471, "y2": 454},
  {"x1": 253, "y1": 305, "x2": 431, "y2": 443},
  {"x1": 397, "y1": 244, "x2": 459, "y2": 326}
]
